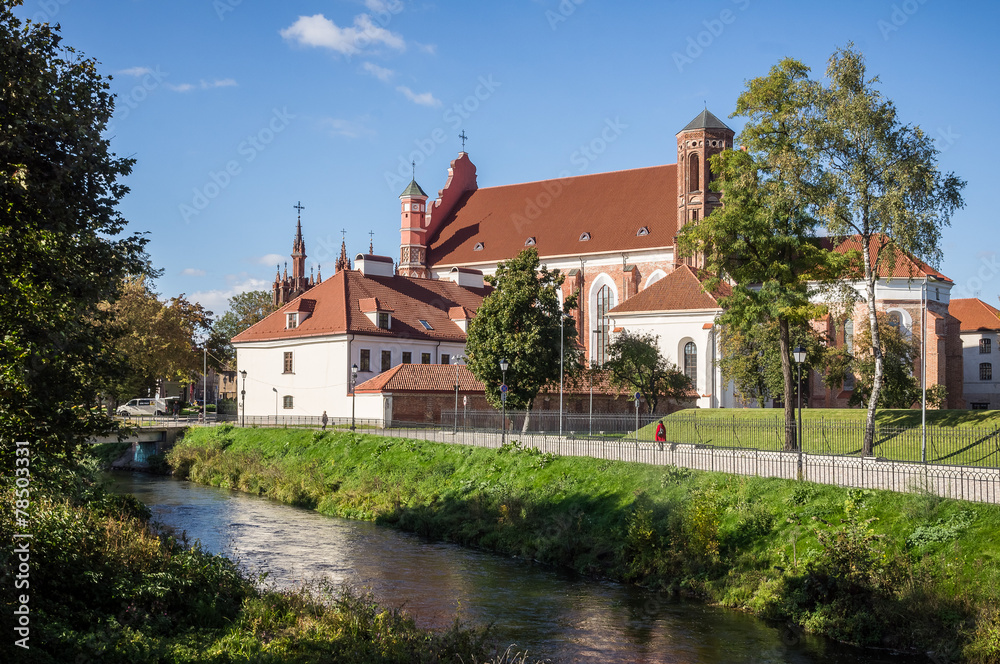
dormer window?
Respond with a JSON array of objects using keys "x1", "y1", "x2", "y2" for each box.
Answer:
[
  {"x1": 286, "y1": 313, "x2": 298, "y2": 329},
  {"x1": 474, "y1": 242, "x2": 485, "y2": 251},
  {"x1": 636, "y1": 226, "x2": 649, "y2": 237},
  {"x1": 377, "y1": 312, "x2": 390, "y2": 329},
  {"x1": 525, "y1": 237, "x2": 536, "y2": 246},
  {"x1": 579, "y1": 232, "x2": 591, "y2": 241}
]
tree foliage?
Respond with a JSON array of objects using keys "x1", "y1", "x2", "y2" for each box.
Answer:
[
  {"x1": 465, "y1": 249, "x2": 580, "y2": 424},
  {"x1": 678, "y1": 60, "x2": 844, "y2": 449},
  {"x1": 602, "y1": 330, "x2": 690, "y2": 414},
  {"x1": 720, "y1": 321, "x2": 826, "y2": 408},
  {"x1": 208, "y1": 290, "x2": 277, "y2": 368},
  {"x1": 0, "y1": 5, "x2": 149, "y2": 474},
  {"x1": 823, "y1": 313, "x2": 947, "y2": 409},
  {"x1": 803, "y1": 44, "x2": 965, "y2": 453},
  {"x1": 100, "y1": 276, "x2": 214, "y2": 405}
]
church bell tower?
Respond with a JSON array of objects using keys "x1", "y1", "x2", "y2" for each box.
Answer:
[{"x1": 398, "y1": 177, "x2": 430, "y2": 278}]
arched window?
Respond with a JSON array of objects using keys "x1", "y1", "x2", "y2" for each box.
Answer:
[
  {"x1": 594, "y1": 284, "x2": 613, "y2": 366},
  {"x1": 683, "y1": 341, "x2": 697, "y2": 385},
  {"x1": 844, "y1": 319, "x2": 854, "y2": 354},
  {"x1": 888, "y1": 311, "x2": 901, "y2": 329},
  {"x1": 688, "y1": 153, "x2": 700, "y2": 192}
]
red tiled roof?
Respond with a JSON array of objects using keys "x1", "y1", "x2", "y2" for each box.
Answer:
[
  {"x1": 426, "y1": 165, "x2": 679, "y2": 266},
  {"x1": 950, "y1": 298, "x2": 1000, "y2": 332},
  {"x1": 232, "y1": 269, "x2": 490, "y2": 344},
  {"x1": 356, "y1": 364, "x2": 484, "y2": 393},
  {"x1": 828, "y1": 234, "x2": 951, "y2": 282},
  {"x1": 608, "y1": 265, "x2": 730, "y2": 314}
]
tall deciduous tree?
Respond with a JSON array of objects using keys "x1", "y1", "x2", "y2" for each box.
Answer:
[
  {"x1": 101, "y1": 276, "x2": 214, "y2": 405},
  {"x1": 465, "y1": 248, "x2": 580, "y2": 431},
  {"x1": 806, "y1": 45, "x2": 965, "y2": 454},
  {"x1": 208, "y1": 290, "x2": 278, "y2": 368},
  {"x1": 602, "y1": 330, "x2": 691, "y2": 414},
  {"x1": 679, "y1": 59, "x2": 843, "y2": 450},
  {"x1": 1, "y1": 4, "x2": 149, "y2": 474}
]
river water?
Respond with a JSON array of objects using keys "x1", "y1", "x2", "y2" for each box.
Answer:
[{"x1": 106, "y1": 472, "x2": 922, "y2": 664}]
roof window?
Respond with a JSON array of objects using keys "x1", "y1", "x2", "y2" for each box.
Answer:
[
  {"x1": 418, "y1": 319, "x2": 433, "y2": 330},
  {"x1": 636, "y1": 226, "x2": 650, "y2": 237},
  {"x1": 474, "y1": 242, "x2": 485, "y2": 251},
  {"x1": 525, "y1": 237, "x2": 536, "y2": 246},
  {"x1": 579, "y1": 232, "x2": 591, "y2": 241}
]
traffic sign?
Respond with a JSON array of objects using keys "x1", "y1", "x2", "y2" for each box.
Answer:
[
  {"x1": 634, "y1": 392, "x2": 641, "y2": 401},
  {"x1": 500, "y1": 384, "x2": 508, "y2": 393}
]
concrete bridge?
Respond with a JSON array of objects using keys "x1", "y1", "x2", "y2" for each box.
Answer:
[{"x1": 89, "y1": 424, "x2": 188, "y2": 470}]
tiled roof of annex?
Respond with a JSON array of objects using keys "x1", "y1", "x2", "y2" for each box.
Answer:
[
  {"x1": 827, "y1": 234, "x2": 952, "y2": 282},
  {"x1": 609, "y1": 265, "x2": 731, "y2": 315},
  {"x1": 232, "y1": 267, "x2": 490, "y2": 344},
  {"x1": 425, "y1": 164, "x2": 679, "y2": 266},
  {"x1": 950, "y1": 298, "x2": 1000, "y2": 332}
]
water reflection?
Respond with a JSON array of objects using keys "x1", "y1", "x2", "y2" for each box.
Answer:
[{"x1": 106, "y1": 473, "x2": 921, "y2": 664}]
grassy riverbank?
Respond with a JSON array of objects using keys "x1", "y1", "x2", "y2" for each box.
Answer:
[
  {"x1": 168, "y1": 424, "x2": 1000, "y2": 662},
  {"x1": 0, "y1": 463, "x2": 515, "y2": 664}
]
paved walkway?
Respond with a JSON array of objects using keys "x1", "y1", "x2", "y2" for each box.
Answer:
[{"x1": 377, "y1": 426, "x2": 1000, "y2": 504}]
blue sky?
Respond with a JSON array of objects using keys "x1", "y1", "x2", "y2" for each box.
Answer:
[{"x1": 15, "y1": 0, "x2": 998, "y2": 313}]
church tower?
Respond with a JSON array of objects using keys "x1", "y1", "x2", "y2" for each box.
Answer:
[
  {"x1": 398, "y1": 178, "x2": 430, "y2": 278},
  {"x1": 272, "y1": 203, "x2": 318, "y2": 306},
  {"x1": 675, "y1": 109, "x2": 734, "y2": 265}
]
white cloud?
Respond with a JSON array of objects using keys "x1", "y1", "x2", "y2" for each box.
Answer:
[
  {"x1": 259, "y1": 254, "x2": 285, "y2": 267},
  {"x1": 280, "y1": 13, "x2": 405, "y2": 56},
  {"x1": 181, "y1": 268, "x2": 207, "y2": 277},
  {"x1": 396, "y1": 85, "x2": 441, "y2": 107},
  {"x1": 361, "y1": 61, "x2": 394, "y2": 81},
  {"x1": 190, "y1": 277, "x2": 270, "y2": 312},
  {"x1": 364, "y1": 0, "x2": 399, "y2": 13},
  {"x1": 415, "y1": 42, "x2": 437, "y2": 55},
  {"x1": 118, "y1": 66, "x2": 153, "y2": 77},
  {"x1": 319, "y1": 117, "x2": 375, "y2": 139},
  {"x1": 167, "y1": 79, "x2": 238, "y2": 93}
]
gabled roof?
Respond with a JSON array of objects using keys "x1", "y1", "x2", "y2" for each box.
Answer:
[
  {"x1": 828, "y1": 234, "x2": 952, "y2": 282},
  {"x1": 950, "y1": 298, "x2": 1000, "y2": 332},
  {"x1": 232, "y1": 269, "x2": 490, "y2": 344},
  {"x1": 680, "y1": 109, "x2": 732, "y2": 132},
  {"x1": 425, "y1": 165, "x2": 678, "y2": 266},
  {"x1": 609, "y1": 265, "x2": 730, "y2": 314}
]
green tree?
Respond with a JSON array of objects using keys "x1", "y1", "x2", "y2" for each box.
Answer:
[
  {"x1": 720, "y1": 321, "x2": 826, "y2": 408},
  {"x1": 679, "y1": 60, "x2": 843, "y2": 450},
  {"x1": 602, "y1": 330, "x2": 691, "y2": 414},
  {"x1": 465, "y1": 248, "x2": 580, "y2": 431},
  {"x1": 823, "y1": 312, "x2": 946, "y2": 410},
  {"x1": 0, "y1": 5, "x2": 149, "y2": 475},
  {"x1": 101, "y1": 276, "x2": 214, "y2": 407},
  {"x1": 207, "y1": 290, "x2": 278, "y2": 368},
  {"x1": 805, "y1": 45, "x2": 965, "y2": 454}
]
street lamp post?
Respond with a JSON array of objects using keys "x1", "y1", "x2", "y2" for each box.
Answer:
[
  {"x1": 793, "y1": 345, "x2": 807, "y2": 479},
  {"x1": 453, "y1": 357, "x2": 461, "y2": 435},
  {"x1": 500, "y1": 358, "x2": 508, "y2": 446},
  {"x1": 351, "y1": 363, "x2": 358, "y2": 431},
  {"x1": 272, "y1": 387, "x2": 278, "y2": 425},
  {"x1": 240, "y1": 370, "x2": 247, "y2": 427},
  {"x1": 559, "y1": 309, "x2": 564, "y2": 438}
]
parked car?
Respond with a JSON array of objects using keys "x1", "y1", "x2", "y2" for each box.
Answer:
[{"x1": 117, "y1": 398, "x2": 167, "y2": 417}]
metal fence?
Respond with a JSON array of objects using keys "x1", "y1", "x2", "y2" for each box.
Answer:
[
  {"x1": 440, "y1": 409, "x2": 661, "y2": 435},
  {"x1": 139, "y1": 410, "x2": 1000, "y2": 504}
]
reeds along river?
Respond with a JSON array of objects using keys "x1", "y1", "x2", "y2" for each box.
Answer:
[{"x1": 106, "y1": 472, "x2": 923, "y2": 664}]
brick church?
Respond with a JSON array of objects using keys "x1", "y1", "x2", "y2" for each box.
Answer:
[{"x1": 237, "y1": 109, "x2": 972, "y2": 423}]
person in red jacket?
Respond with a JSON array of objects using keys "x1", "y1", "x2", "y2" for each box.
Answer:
[{"x1": 654, "y1": 420, "x2": 666, "y2": 442}]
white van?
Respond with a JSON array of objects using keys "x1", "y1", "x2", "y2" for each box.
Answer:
[{"x1": 117, "y1": 398, "x2": 167, "y2": 417}]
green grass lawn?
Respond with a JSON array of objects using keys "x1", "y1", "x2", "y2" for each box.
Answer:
[{"x1": 636, "y1": 409, "x2": 1000, "y2": 467}]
